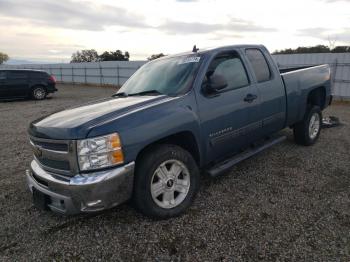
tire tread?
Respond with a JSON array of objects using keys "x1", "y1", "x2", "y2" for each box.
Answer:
[
  {"x1": 133, "y1": 144, "x2": 199, "y2": 219},
  {"x1": 293, "y1": 105, "x2": 322, "y2": 146}
]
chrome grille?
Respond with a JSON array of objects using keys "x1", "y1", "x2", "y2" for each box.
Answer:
[
  {"x1": 31, "y1": 140, "x2": 68, "y2": 152},
  {"x1": 30, "y1": 136, "x2": 78, "y2": 177},
  {"x1": 39, "y1": 158, "x2": 70, "y2": 171}
]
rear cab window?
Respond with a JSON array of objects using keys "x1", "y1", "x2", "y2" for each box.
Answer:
[{"x1": 245, "y1": 48, "x2": 271, "y2": 83}]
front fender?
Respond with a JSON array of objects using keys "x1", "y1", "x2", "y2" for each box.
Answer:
[{"x1": 88, "y1": 93, "x2": 202, "y2": 165}]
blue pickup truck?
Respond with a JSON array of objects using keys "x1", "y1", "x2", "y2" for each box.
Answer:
[{"x1": 26, "y1": 45, "x2": 332, "y2": 219}]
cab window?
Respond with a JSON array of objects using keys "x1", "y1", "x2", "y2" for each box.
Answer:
[
  {"x1": 204, "y1": 52, "x2": 249, "y2": 92},
  {"x1": 245, "y1": 48, "x2": 271, "y2": 83}
]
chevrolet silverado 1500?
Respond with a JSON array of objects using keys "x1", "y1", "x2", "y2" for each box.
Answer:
[{"x1": 26, "y1": 45, "x2": 332, "y2": 219}]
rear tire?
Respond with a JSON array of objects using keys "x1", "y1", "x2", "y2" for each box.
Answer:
[
  {"x1": 293, "y1": 105, "x2": 322, "y2": 146},
  {"x1": 133, "y1": 144, "x2": 200, "y2": 219},
  {"x1": 32, "y1": 86, "x2": 47, "y2": 100}
]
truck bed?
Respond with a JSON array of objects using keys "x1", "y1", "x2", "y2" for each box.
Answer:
[
  {"x1": 279, "y1": 65, "x2": 316, "y2": 74},
  {"x1": 280, "y1": 64, "x2": 331, "y2": 126}
]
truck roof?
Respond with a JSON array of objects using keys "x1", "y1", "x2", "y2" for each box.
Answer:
[{"x1": 164, "y1": 44, "x2": 266, "y2": 59}]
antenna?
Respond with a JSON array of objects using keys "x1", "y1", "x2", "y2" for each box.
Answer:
[{"x1": 192, "y1": 45, "x2": 199, "y2": 52}]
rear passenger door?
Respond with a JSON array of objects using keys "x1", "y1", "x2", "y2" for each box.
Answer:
[
  {"x1": 245, "y1": 48, "x2": 286, "y2": 136},
  {"x1": 6, "y1": 71, "x2": 29, "y2": 97}
]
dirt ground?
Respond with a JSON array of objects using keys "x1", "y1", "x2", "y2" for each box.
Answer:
[{"x1": 0, "y1": 84, "x2": 349, "y2": 261}]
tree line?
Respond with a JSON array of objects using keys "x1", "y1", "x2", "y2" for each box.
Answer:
[
  {"x1": 70, "y1": 45, "x2": 350, "y2": 63},
  {"x1": 70, "y1": 49, "x2": 166, "y2": 63},
  {"x1": 273, "y1": 45, "x2": 350, "y2": 54},
  {"x1": 0, "y1": 52, "x2": 9, "y2": 64},
  {"x1": 0, "y1": 49, "x2": 166, "y2": 64},
  {"x1": 70, "y1": 49, "x2": 130, "y2": 63},
  {"x1": 2, "y1": 44, "x2": 350, "y2": 65}
]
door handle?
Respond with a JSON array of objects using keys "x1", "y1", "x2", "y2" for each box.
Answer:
[{"x1": 244, "y1": 94, "x2": 257, "y2": 103}]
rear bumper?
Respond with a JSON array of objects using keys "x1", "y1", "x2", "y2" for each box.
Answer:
[
  {"x1": 26, "y1": 159, "x2": 134, "y2": 215},
  {"x1": 47, "y1": 83, "x2": 57, "y2": 93},
  {"x1": 328, "y1": 95, "x2": 333, "y2": 106}
]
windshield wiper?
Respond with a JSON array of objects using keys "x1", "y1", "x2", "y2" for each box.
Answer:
[
  {"x1": 112, "y1": 92, "x2": 128, "y2": 97},
  {"x1": 128, "y1": 90, "x2": 163, "y2": 96}
]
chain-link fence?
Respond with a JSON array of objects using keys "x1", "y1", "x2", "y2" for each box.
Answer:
[
  {"x1": 2, "y1": 53, "x2": 350, "y2": 98},
  {"x1": 273, "y1": 53, "x2": 350, "y2": 99},
  {"x1": 1, "y1": 60, "x2": 147, "y2": 86}
]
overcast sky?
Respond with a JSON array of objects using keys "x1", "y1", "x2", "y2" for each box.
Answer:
[{"x1": 1, "y1": 0, "x2": 349, "y2": 62}]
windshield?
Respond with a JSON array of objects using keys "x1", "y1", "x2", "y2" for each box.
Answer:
[{"x1": 117, "y1": 55, "x2": 202, "y2": 96}]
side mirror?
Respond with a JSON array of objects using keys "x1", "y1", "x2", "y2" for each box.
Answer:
[{"x1": 206, "y1": 74, "x2": 228, "y2": 92}]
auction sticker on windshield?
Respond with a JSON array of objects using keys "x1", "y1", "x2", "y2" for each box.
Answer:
[{"x1": 178, "y1": 56, "x2": 201, "y2": 64}]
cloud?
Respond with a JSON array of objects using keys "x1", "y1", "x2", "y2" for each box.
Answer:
[
  {"x1": 226, "y1": 18, "x2": 276, "y2": 32},
  {"x1": 158, "y1": 18, "x2": 276, "y2": 35},
  {"x1": 323, "y1": 0, "x2": 350, "y2": 2},
  {"x1": 297, "y1": 27, "x2": 336, "y2": 42},
  {"x1": 159, "y1": 21, "x2": 221, "y2": 34},
  {"x1": 0, "y1": 0, "x2": 147, "y2": 31},
  {"x1": 297, "y1": 27, "x2": 330, "y2": 38},
  {"x1": 297, "y1": 27, "x2": 350, "y2": 43},
  {"x1": 209, "y1": 33, "x2": 243, "y2": 41},
  {"x1": 329, "y1": 29, "x2": 350, "y2": 42},
  {"x1": 0, "y1": 0, "x2": 276, "y2": 36}
]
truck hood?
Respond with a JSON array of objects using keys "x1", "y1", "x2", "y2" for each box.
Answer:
[{"x1": 29, "y1": 95, "x2": 173, "y2": 139}]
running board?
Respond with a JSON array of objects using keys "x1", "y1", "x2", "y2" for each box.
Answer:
[{"x1": 207, "y1": 135, "x2": 286, "y2": 177}]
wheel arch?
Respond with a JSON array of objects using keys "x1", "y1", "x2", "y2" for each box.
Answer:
[
  {"x1": 30, "y1": 84, "x2": 47, "y2": 92},
  {"x1": 307, "y1": 86, "x2": 326, "y2": 109},
  {"x1": 30, "y1": 84, "x2": 48, "y2": 99},
  {"x1": 135, "y1": 131, "x2": 202, "y2": 168}
]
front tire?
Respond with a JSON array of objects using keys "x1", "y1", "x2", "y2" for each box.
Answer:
[
  {"x1": 293, "y1": 105, "x2": 322, "y2": 146},
  {"x1": 133, "y1": 144, "x2": 200, "y2": 219},
  {"x1": 32, "y1": 86, "x2": 47, "y2": 100}
]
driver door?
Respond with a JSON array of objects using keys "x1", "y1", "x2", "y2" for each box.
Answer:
[{"x1": 196, "y1": 50, "x2": 261, "y2": 163}]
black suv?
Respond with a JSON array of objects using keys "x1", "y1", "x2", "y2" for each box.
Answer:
[{"x1": 0, "y1": 69, "x2": 57, "y2": 100}]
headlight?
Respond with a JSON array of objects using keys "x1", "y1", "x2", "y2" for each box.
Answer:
[{"x1": 77, "y1": 133, "x2": 124, "y2": 171}]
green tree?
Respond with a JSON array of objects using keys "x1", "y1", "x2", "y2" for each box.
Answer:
[
  {"x1": 147, "y1": 53, "x2": 166, "y2": 61},
  {"x1": 273, "y1": 45, "x2": 330, "y2": 54},
  {"x1": 99, "y1": 50, "x2": 130, "y2": 61},
  {"x1": 0, "y1": 52, "x2": 9, "y2": 64},
  {"x1": 273, "y1": 45, "x2": 350, "y2": 54},
  {"x1": 332, "y1": 46, "x2": 350, "y2": 53},
  {"x1": 70, "y1": 49, "x2": 100, "y2": 63},
  {"x1": 296, "y1": 45, "x2": 330, "y2": 53}
]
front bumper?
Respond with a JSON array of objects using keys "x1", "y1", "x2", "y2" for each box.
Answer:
[{"x1": 26, "y1": 159, "x2": 134, "y2": 214}]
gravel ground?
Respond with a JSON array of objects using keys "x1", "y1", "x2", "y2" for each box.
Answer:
[{"x1": 0, "y1": 84, "x2": 349, "y2": 261}]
